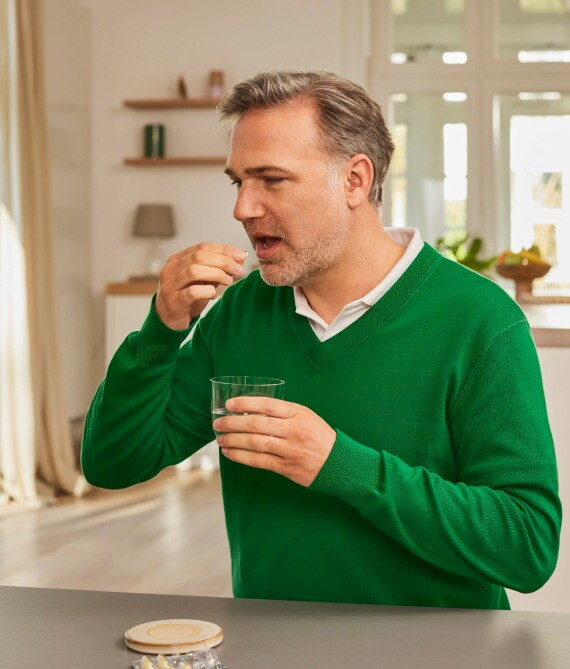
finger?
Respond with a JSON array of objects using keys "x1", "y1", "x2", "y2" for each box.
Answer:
[
  {"x1": 226, "y1": 396, "x2": 294, "y2": 418},
  {"x1": 182, "y1": 283, "x2": 218, "y2": 304},
  {"x1": 220, "y1": 445, "x2": 283, "y2": 473},
  {"x1": 214, "y1": 412, "x2": 284, "y2": 437},
  {"x1": 173, "y1": 242, "x2": 247, "y2": 263},
  {"x1": 180, "y1": 244, "x2": 246, "y2": 270},
  {"x1": 177, "y1": 264, "x2": 235, "y2": 288},
  {"x1": 189, "y1": 249, "x2": 245, "y2": 276},
  {"x1": 218, "y1": 431, "x2": 283, "y2": 454},
  {"x1": 156, "y1": 274, "x2": 218, "y2": 303},
  {"x1": 167, "y1": 251, "x2": 244, "y2": 283}
]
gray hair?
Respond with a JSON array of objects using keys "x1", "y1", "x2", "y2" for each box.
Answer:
[{"x1": 217, "y1": 70, "x2": 394, "y2": 208}]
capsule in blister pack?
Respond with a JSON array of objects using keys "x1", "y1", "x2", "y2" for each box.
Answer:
[{"x1": 132, "y1": 648, "x2": 225, "y2": 669}]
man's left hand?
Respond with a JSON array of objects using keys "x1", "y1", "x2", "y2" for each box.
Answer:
[{"x1": 213, "y1": 397, "x2": 336, "y2": 487}]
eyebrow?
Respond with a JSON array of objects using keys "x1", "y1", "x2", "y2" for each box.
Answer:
[{"x1": 224, "y1": 164, "x2": 296, "y2": 178}]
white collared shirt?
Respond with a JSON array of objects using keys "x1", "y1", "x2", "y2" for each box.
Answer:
[{"x1": 293, "y1": 227, "x2": 423, "y2": 342}]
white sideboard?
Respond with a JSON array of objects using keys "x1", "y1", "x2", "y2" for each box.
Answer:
[{"x1": 105, "y1": 286, "x2": 155, "y2": 368}]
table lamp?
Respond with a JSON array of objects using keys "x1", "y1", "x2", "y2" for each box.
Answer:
[{"x1": 131, "y1": 203, "x2": 175, "y2": 281}]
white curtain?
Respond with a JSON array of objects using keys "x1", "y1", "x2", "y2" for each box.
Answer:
[
  {"x1": 0, "y1": 0, "x2": 88, "y2": 506},
  {"x1": 0, "y1": 0, "x2": 39, "y2": 506}
]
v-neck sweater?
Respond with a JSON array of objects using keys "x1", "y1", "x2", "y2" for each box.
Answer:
[
  {"x1": 293, "y1": 226, "x2": 423, "y2": 340},
  {"x1": 82, "y1": 242, "x2": 561, "y2": 609}
]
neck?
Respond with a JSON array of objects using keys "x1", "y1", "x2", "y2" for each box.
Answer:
[{"x1": 299, "y1": 215, "x2": 406, "y2": 325}]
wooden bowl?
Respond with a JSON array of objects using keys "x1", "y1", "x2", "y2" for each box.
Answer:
[
  {"x1": 495, "y1": 262, "x2": 551, "y2": 301},
  {"x1": 495, "y1": 262, "x2": 551, "y2": 282}
]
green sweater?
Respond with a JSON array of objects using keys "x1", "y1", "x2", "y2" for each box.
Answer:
[{"x1": 82, "y1": 243, "x2": 561, "y2": 609}]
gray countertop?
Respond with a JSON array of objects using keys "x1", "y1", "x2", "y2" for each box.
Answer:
[{"x1": 1, "y1": 585, "x2": 569, "y2": 668}]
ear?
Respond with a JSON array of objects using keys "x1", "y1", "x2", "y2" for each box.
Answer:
[{"x1": 343, "y1": 154, "x2": 374, "y2": 209}]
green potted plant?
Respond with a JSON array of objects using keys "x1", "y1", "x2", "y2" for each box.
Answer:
[{"x1": 435, "y1": 231, "x2": 497, "y2": 278}]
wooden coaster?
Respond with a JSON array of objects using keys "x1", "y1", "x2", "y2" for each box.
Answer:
[{"x1": 125, "y1": 619, "x2": 223, "y2": 654}]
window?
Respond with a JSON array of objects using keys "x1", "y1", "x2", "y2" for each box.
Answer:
[
  {"x1": 390, "y1": 121, "x2": 407, "y2": 228},
  {"x1": 390, "y1": 93, "x2": 467, "y2": 241},
  {"x1": 369, "y1": 0, "x2": 570, "y2": 290},
  {"x1": 391, "y1": 0, "x2": 466, "y2": 64},
  {"x1": 497, "y1": 0, "x2": 570, "y2": 62},
  {"x1": 497, "y1": 95, "x2": 570, "y2": 286},
  {"x1": 443, "y1": 122, "x2": 467, "y2": 234}
]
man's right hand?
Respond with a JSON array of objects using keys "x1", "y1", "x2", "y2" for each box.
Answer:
[{"x1": 155, "y1": 242, "x2": 247, "y2": 330}]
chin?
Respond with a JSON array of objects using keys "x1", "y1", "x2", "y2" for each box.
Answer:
[
  {"x1": 258, "y1": 264, "x2": 293, "y2": 286},
  {"x1": 259, "y1": 261, "x2": 320, "y2": 287}
]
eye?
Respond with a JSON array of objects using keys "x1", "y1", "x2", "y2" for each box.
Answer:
[
  {"x1": 230, "y1": 179, "x2": 242, "y2": 189},
  {"x1": 264, "y1": 177, "x2": 285, "y2": 186}
]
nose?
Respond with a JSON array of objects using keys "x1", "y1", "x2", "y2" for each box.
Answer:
[{"x1": 233, "y1": 182, "x2": 265, "y2": 222}]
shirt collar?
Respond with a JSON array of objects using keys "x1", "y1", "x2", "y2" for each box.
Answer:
[{"x1": 293, "y1": 227, "x2": 422, "y2": 314}]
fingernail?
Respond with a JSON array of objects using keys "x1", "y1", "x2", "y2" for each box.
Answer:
[
  {"x1": 213, "y1": 419, "x2": 221, "y2": 429},
  {"x1": 221, "y1": 448, "x2": 229, "y2": 456},
  {"x1": 233, "y1": 249, "x2": 247, "y2": 260},
  {"x1": 226, "y1": 399, "x2": 235, "y2": 410},
  {"x1": 234, "y1": 264, "x2": 244, "y2": 275}
]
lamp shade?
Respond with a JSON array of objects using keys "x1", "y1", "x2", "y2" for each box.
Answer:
[{"x1": 133, "y1": 204, "x2": 175, "y2": 238}]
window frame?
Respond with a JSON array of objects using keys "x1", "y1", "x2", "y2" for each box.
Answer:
[{"x1": 352, "y1": 0, "x2": 570, "y2": 286}]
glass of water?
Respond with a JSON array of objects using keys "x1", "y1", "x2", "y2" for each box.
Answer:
[{"x1": 210, "y1": 376, "x2": 285, "y2": 436}]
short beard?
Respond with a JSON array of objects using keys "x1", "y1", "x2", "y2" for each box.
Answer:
[
  {"x1": 256, "y1": 159, "x2": 349, "y2": 287},
  {"x1": 259, "y1": 221, "x2": 349, "y2": 287}
]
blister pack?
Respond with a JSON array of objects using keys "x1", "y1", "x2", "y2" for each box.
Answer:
[{"x1": 132, "y1": 648, "x2": 225, "y2": 669}]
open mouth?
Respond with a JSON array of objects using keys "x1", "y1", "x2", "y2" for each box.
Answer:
[
  {"x1": 253, "y1": 235, "x2": 283, "y2": 259},
  {"x1": 260, "y1": 236, "x2": 281, "y2": 249}
]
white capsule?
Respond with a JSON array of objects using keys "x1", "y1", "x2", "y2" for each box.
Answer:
[{"x1": 156, "y1": 655, "x2": 172, "y2": 669}]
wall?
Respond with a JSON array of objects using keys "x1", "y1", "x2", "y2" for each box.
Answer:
[
  {"x1": 42, "y1": 0, "x2": 358, "y2": 408},
  {"x1": 87, "y1": 0, "x2": 348, "y2": 385},
  {"x1": 43, "y1": 0, "x2": 92, "y2": 418}
]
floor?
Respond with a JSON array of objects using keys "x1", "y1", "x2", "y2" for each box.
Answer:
[{"x1": 0, "y1": 468, "x2": 232, "y2": 597}]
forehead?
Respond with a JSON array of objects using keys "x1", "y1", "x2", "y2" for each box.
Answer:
[{"x1": 228, "y1": 102, "x2": 325, "y2": 168}]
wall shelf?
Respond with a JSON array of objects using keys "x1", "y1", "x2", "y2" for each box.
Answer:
[
  {"x1": 123, "y1": 98, "x2": 219, "y2": 109},
  {"x1": 123, "y1": 97, "x2": 225, "y2": 166},
  {"x1": 124, "y1": 157, "x2": 226, "y2": 166}
]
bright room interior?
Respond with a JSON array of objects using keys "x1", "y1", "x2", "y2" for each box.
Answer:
[{"x1": 1, "y1": 0, "x2": 570, "y2": 616}]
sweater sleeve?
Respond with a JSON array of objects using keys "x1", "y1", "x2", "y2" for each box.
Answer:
[
  {"x1": 310, "y1": 320, "x2": 562, "y2": 594},
  {"x1": 81, "y1": 296, "x2": 216, "y2": 489}
]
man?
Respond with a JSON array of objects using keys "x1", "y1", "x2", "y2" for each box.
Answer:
[{"x1": 82, "y1": 71, "x2": 561, "y2": 609}]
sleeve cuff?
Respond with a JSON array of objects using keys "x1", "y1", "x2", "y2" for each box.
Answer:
[
  {"x1": 309, "y1": 429, "x2": 382, "y2": 511},
  {"x1": 129, "y1": 294, "x2": 196, "y2": 366}
]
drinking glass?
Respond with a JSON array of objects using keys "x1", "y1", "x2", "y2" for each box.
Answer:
[{"x1": 210, "y1": 376, "x2": 285, "y2": 436}]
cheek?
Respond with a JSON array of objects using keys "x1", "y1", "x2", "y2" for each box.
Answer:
[{"x1": 275, "y1": 181, "x2": 344, "y2": 239}]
